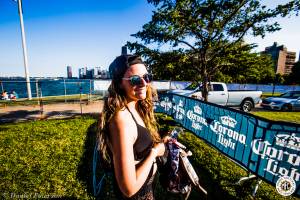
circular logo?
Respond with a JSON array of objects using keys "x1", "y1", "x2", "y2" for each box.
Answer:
[{"x1": 276, "y1": 176, "x2": 296, "y2": 196}]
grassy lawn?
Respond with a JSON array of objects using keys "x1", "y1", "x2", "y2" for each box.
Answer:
[
  {"x1": 0, "y1": 116, "x2": 97, "y2": 199},
  {"x1": 0, "y1": 114, "x2": 298, "y2": 199},
  {"x1": 251, "y1": 111, "x2": 300, "y2": 124},
  {"x1": 261, "y1": 92, "x2": 282, "y2": 98}
]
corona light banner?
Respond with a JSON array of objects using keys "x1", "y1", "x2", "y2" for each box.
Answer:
[{"x1": 154, "y1": 94, "x2": 300, "y2": 196}]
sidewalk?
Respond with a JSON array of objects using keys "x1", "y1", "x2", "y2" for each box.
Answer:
[{"x1": 0, "y1": 101, "x2": 103, "y2": 123}]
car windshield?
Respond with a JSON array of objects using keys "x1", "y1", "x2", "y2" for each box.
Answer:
[
  {"x1": 185, "y1": 83, "x2": 199, "y2": 90},
  {"x1": 280, "y1": 91, "x2": 300, "y2": 99}
]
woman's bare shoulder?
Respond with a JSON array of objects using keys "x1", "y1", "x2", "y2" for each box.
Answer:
[
  {"x1": 109, "y1": 108, "x2": 137, "y2": 144},
  {"x1": 109, "y1": 108, "x2": 136, "y2": 133},
  {"x1": 110, "y1": 108, "x2": 130, "y2": 124}
]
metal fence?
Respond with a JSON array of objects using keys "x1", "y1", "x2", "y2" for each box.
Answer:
[
  {"x1": 0, "y1": 79, "x2": 96, "y2": 99},
  {"x1": 1, "y1": 79, "x2": 300, "y2": 123},
  {"x1": 0, "y1": 79, "x2": 104, "y2": 122},
  {"x1": 2, "y1": 79, "x2": 299, "y2": 99},
  {"x1": 226, "y1": 83, "x2": 300, "y2": 93}
]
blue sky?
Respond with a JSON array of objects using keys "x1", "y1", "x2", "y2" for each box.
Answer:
[{"x1": 0, "y1": 0, "x2": 299, "y2": 78}]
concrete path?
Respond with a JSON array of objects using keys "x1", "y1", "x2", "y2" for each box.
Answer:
[{"x1": 0, "y1": 101, "x2": 103, "y2": 123}]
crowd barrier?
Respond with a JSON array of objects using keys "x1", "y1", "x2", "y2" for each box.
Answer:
[{"x1": 154, "y1": 93, "x2": 300, "y2": 196}]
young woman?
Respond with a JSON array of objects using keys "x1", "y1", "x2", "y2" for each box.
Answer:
[{"x1": 97, "y1": 55, "x2": 166, "y2": 199}]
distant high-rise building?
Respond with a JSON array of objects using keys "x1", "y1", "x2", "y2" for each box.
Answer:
[
  {"x1": 67, "y1": 66, "x2": 72, "y2": 78},
  {"x1": 79, "y1": 67, "x2": 87, "y2": 79},
  {"x1": 263, "y1": 42, "x2": 296, "y2": 75},
  {"x1": 121, "y1": 45, "x2": 127, "y2": 55},
  {"x1": 78, "y1": 66, "x2": 110, "y2": 79},
  {"x1": 86, "y1": 68, "x2": 94, "y2": 79}
]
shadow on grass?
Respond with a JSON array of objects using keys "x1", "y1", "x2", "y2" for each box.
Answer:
[
  {"x1": 0, "y1": 110, "x2": 40, "y2": 124},
  {"x1": 77, "y1": 117, "x2": 99, "y2": 197},
  {"x1": 187, "y1": 156, "x2": 247, "y2": 200},
  {"x1": 0, "y1": 109, "x2": 99, "y2": 124},
  {"x1": 42, "y1": 110, "x2": 76, "y2": 119}
]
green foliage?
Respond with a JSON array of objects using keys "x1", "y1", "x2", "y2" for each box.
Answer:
[
  {"x1": 0, "y1": 116, "x2": 97, "y2": 199},
  {"x1": 214, "y1": 49, "x2": 275, "y2": 83},
  {"x1": 274, "y1": 73, "x2": 286, "y2": 84},
  {"x1": 126, "y1": 44, "x2": 198, "y2": 81},
  {"x1": 129, "y1": 0, "x2": 300, "y2": 101}
]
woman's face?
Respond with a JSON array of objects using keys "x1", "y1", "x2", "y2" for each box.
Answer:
[{"x1": 121, "y1": 63, "x2": 149, "y2": 101}]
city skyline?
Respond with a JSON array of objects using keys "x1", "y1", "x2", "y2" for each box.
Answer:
[{"x1": 0, "y1": 0, "x2": 299, "y2": 78}]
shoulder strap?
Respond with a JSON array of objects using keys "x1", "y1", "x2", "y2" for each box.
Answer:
[{"x1": 125, "y1": 106, "x2": 138, "y2": 124}]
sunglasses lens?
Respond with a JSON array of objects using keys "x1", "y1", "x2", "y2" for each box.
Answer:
[
  {"x1": 143, "y1": 74, "x2": 152, "y2": 83},
  {"x1": 130, "y1": 76, "x2": 142, "y2": 85},
  {"x1": 128, "y1": 74, "x2": 153, "y2": 86}
]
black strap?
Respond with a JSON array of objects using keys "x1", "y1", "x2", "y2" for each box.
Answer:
[{"x1": 125, "y1": 106, "x2": 138, "y2": 124}]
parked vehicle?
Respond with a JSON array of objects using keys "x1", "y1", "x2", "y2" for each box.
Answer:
[
  {"x1": 261, "y1": 91, "x2": 300, "y2": 111},
  {"x1": 167, "y1": 82, "x2": 262, "y2": 112}
]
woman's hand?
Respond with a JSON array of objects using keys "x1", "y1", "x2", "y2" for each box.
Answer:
[
  {"x1": 152, "y1": 142, "x2": 165, "y2": 157},
  {"x1": 162, "y1": 135, "x2": 171, "y2": 143}
]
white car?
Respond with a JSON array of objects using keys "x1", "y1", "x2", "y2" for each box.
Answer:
[{"x1": 261, "y1": 91, "x2": 300, "y2": 111}]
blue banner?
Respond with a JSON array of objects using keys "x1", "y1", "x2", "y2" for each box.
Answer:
[{"x1": 154, "y1": 94, "x2": 300, "y2": 196}]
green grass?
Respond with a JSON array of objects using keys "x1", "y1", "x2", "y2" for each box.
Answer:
[
  {"x1": 0, "y1": 116, "x2": 97, "y2": 199},
  {"x1": 261, "y1": 92, "x2": 282, "y2": 98},
  {"x1": 1, "y1": 114, "x2": 298, "y2": 199},
  {"x1": 251, "y1": 111, "x2": 300, "y2": 124}
]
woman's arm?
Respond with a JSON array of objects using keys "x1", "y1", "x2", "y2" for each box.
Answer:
[{"x1": 109, "y1": 111, "x2": 165, "y2": 197}]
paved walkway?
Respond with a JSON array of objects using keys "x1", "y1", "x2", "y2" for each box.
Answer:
[{"x1": 0, "y1": 101, "x2": 103, "y2": 123}]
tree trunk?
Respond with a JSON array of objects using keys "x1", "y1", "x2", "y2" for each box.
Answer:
[{"x1": 202, "y1": 67, "x2": 209, "y2": 102}]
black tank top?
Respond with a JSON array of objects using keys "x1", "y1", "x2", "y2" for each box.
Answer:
[
  {"x1": 112, "y1": 108, "x2": 156, "y2": 200},
  {"x1": 126, "y1": 108, "x2": 153, "y2": 161}
]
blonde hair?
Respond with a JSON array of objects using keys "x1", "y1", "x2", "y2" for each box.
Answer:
[{"x1": 97, "y1": 80, "x2": 160, "y2": 167}]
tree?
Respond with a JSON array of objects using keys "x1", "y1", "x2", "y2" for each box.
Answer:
[
  {"x1": 286, "y1": 61, "x2": 300, "y2": 84},
  {"x1": 215, "y1": 51, "x2": 275, "y2": 83},
  {"x1": 275, "y1": 73, "x2": 285, "y2": 84},
  {"x1": 129, "y1": 0, "x2": 300, "y2": 101},
  {"x1": 127, "y1": 42, "x2": 198, "y2": 80}
]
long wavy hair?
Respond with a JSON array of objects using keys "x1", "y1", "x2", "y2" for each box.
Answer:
[{"x1": 97, "y1": 57, "x2": 161, "y2": 167}]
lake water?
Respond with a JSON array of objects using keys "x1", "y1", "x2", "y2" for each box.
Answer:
[
  {"x1": 0, "y1": 78, "x2": 92, "y2": 98},
  {"x1": 1, "y1": 78, "x2": 299, "y2": 98}
]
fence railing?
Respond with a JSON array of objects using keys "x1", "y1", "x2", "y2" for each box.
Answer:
[
  {"x1": 0, "y1": 79, "x2": 96, "y2": 99},
  {"x1": 1, "y1": 79, "x2": 300, "y2": 100}
]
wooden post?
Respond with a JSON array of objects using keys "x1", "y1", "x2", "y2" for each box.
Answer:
[
  {"x1": 89, "y1": 79, "x2": 92, "y2": 102},
  {"x1": 0, "y1": 81, "x2": 3, "y2": 93},
  {"x1": 80, "y1": 84, "x2": 82, "y2": 115},
  {"x1": 36, "y1": 80, "x2": 39, "y2": 105},
  {"x1": 64, "y1": 79, "x2": 67, "y2": 103}
]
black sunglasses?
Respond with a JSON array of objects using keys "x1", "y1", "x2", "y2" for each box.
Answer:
[{"x1": 122, "y1": 74, "x2": 153, "y2": 86}]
